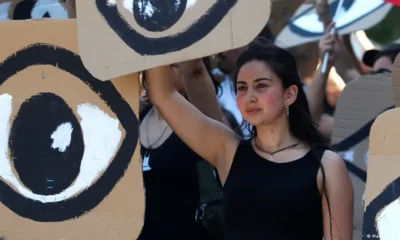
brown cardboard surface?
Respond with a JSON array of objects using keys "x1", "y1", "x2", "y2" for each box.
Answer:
[
  {"x1": 75, "y1": 0, "x2": 272, "y2": 80},
  {"x1": 362, "y1": 109, "x2": 400, "y2": 239},
  {"x1": 275, "y1": 1, "x2": 392, "y2": 49},
  {"x1": 361, "y1": 54, "x2": 400, "y2": 239},
  {"x1": 0, "y1": 19, "x2": 144, "y2": 240},
  {"x1": 330, "y1": 73, "x2": 394, "y2": 240}
]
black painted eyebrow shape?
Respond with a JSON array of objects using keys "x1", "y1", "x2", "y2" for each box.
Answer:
[{"x1": 96, "y1": 0, "x2": 238, "y2": 55}]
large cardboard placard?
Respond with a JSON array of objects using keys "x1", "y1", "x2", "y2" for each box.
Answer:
[
  {"x1": 275, "y1": 0, "x2": 392, "y2": 49},
  {"x1": 0, "y1": 19, "x2": 144, "y2": 240},
  {"x1": 362, "y1": 55, "x2": 400, "y2": 240},
  {"x1": 75, "y1": 0, "x2": 272, "y2": 80},
  {"x1": 330, "y1": 73, "x2": 394, "y2": 240}
]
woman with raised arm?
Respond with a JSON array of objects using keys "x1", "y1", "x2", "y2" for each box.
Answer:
[
  {"x1": 138, "y1": 58, "x2": 225, "y2": 240},
  {"x1": 146, "y1": 39, "x2": 354, "y2": 240}
]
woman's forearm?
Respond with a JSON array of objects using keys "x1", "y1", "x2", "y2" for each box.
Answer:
[{"x1": 146, "y1": 65, "x2": 177, "y2": 106}]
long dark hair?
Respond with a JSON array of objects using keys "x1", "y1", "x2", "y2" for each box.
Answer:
[{"x1": 232, "y1": 37, "x2": 336, "y2": 238}]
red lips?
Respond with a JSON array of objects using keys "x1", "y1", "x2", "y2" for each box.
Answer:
[{"x1": 245, "y1": 108, "x2": 261, "y2": 115}]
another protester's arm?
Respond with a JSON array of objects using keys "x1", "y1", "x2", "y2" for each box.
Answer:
[
  {"x1": 317, "y1": 115, "x2": 334, "y2": 139},
  {"x1": 312, "y1": 0, "x2": 362, "y2": 83},
  {"x1": 306, "y1": 22, "x2": 335, "y2": 122},
  {"x1": 146, "y1": 65, "x2": 240, "y2": 179},
  {"x1": 332, "y1": 37, "x2": 362, "y2": 83},
  {"x1": 179, "y1": 59, "x2": 224, "y2": 123}
]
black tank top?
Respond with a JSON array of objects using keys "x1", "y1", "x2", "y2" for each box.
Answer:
[
  {"x1": 137, "y1": 106, "x2": 210, "y2": 240},
  {"x1": 223, "y1": 139, "x2": 324, "y2": 240}
]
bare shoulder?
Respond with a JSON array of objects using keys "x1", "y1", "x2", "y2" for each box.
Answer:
[
  {"x1": 317, "y1": 149, "x2": 352, "y2": 193},
  {"x1": 320, "y1": 149, "x2": 346, "y2": 170}
]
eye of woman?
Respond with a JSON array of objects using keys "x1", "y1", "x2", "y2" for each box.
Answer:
[
  {"x1": 256, "y1": 83, "x2": 268, "y2": 89},
  {"x1": 236, "y1": 85, "x2": 247, "y2": 92}
]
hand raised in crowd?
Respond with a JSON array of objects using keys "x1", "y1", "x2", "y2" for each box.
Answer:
[
  {"x1": 177, "y1": 59, "x2": 205, "y2": 77},
  {"x1": 319, "y1": 22, "x2": 340, "y2": 68}
]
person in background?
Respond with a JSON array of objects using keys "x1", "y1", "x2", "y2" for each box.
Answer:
[
  {"x1": 362, "y1": 43, "x2": 400, "y2": 74},
  {"x1": 145, "y1": 38, "x2": 354, "y2": 239},
  {"x1": 308, "y1": 22, "x2": 400, "y2": 139},
  {"x1": 138, "y1": 57, "x2": 224, "y2": 240}
]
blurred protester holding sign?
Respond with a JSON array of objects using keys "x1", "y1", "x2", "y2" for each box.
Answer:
[{"x1": 138, "y1": 58, "x2": 225, "y2": 240}]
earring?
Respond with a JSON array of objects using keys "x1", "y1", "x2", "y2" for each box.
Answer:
[{"x1": 285, "y1": 102, "x2": 289, "y2": 116}]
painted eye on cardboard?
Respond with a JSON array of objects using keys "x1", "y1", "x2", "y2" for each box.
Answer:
[
  {"x1": 362, "y1": 176, "x2": 400, "y2": 240},
  {"x1": 0, "y1": 44, "x2": 138, "y2": 222},
  {"x1": 96, "y1": 0, "x2": 238, "y2": 55},
  {"x1": 289, "y1": 0, "x2": 387, "y2": 37}
]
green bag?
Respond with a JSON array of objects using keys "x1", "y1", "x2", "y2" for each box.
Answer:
[{"x1": 195, "y1": 160, "x2": 224, "y2": 240}]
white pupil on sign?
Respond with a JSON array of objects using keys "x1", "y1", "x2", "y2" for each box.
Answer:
[
  {"x1": 0, "y1": 97, "x2": 123, "y2": 203},
  {"x1": 51, "y1": 122, "x2": 73, "y2": 152}
]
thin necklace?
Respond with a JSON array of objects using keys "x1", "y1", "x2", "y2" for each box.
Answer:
[
  {"x1": 254, "y1": 139, "x2": 301, "y2": 162},
  {"x1": 146, "y1": 107, "x2": 170, "y2": 150},
  {"x1": 143, "y1": 107, "x2": 170, "y2": 171}
]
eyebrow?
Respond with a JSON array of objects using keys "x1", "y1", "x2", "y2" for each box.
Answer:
[{"x1": 236, "y1": 77, "x2": 273, "y2": 85}]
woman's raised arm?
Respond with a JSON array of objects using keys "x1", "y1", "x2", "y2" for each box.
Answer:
[{"x1": 146, "y1": 65, "x2": 240, "y2": 176}]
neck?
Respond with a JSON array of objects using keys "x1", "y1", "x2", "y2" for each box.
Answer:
[{"x1": 255, "y1": 117, "x2": 296, "y2": 152}]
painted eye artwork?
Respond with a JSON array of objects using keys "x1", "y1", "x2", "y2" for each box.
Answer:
[
  {"x1": 96, "y1": 0, "x2": 238, "y2": 55},
  {"x1": 0, "y1": 43, "x2": 138, "y2": 222},
  {"x1": 362, "y1": 177, "x2": 400, "y2": 239},
  {"x1": 288, "y1": 0, "x2": 388, "y2": 37}
]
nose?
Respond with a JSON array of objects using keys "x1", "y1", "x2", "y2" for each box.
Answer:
[{"x1": 244, "y1": 89, "x2": 256, "y2": 103}]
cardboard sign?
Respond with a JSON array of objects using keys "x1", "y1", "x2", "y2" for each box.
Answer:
[
  {"x1": 75, "y1": 0, "x2": 272, "y2": 80},
  {"x1": 0, "y1": 0, "x2": 68, "y2": 20},
  {"x1": 330, "y1": 73, "x2": 394, "y2": 240},
  {"x1": 362, "y1": 55, "x2": 400, "y2": 240},
  {"x1": 0, "y1": 19, "x2": 144, "y2": 240},
  {"x1": 275, "y1": 0, "x2": 392, "y2": 49}
]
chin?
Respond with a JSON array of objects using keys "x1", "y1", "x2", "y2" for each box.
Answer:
[{"x1": 243, "y1": 116, "x2": 265, "y2": 127}]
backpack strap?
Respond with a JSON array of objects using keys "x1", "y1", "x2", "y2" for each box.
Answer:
[
  {"x1": 195, "y1": 160, "x2": 223, "y2": 224},
  {"x1": 195, "y1": 160, "x2": 224, "y2": 239}
]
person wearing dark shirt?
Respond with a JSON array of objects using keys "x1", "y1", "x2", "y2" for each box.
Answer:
[{"x1": 145, "y1": 38, "x2": 354, "y2": 239}]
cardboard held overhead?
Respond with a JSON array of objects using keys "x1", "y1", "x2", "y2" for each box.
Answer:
[
  {"x1": 275, "y1": 0, "x2": 392, "y2": 49},
  {"x1": 0, "y1": 19, "x2": 144, "y2": 240},
  {"x1": 362, "y1": 54, "x2": 400, "y2": 240},
  {"x1": 75, "y1": 0, "x2": 272, "y2": 80},
  {"x1": 0, "y1": 0, "x2": 68, "y2": 20},
  {"x1": 330, "y1": 73, "x2": 394, "y2": 240}
]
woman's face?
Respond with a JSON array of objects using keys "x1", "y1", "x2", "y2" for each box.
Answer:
[{"x1": 235, "y1": 60, "x2": 297, "y2": 126}]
